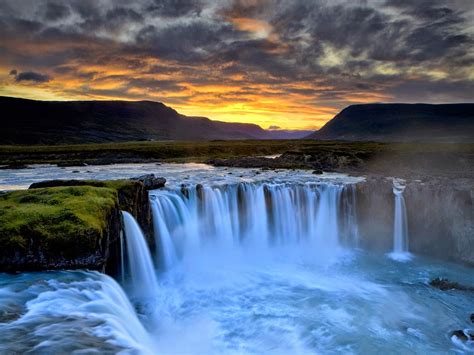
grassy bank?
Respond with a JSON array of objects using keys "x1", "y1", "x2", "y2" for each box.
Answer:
[{"x1": 0, "y1": 186, "x2": 118, "y2": 259}]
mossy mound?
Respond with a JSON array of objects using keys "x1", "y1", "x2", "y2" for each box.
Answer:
[
  {"x1": 29, "y1": 179, "x2": 145, "y2": 213},
  {"x1": 0, "y1": 186, "x2": 120, "y2": 271}
]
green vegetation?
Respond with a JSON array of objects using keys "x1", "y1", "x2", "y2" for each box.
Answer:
[
  {"x1": 0, "y1": 185, "x2": 119, "y2": 259},
  {"x1": 29, "y1": 179, "x2": 145, "y2": 214},
  {"x1": 1, "y1": 139, "x2": 473, "y2": 166}
]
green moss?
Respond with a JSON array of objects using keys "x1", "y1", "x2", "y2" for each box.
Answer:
[
  {"x1": 0, "y1": 186, "x2": 118, "y2": 259},
  {"x1": 29, "y1": 179, "x2": 142, "y2": 212}
]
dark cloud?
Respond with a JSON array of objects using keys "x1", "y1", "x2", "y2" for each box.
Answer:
[
  {"x1": 0, "y1": 0, "x2": 472, "y2": 123},
  {"x1": 15, "y1": 71, "x2": 51, "y2": 83},
  {"x1": 147, "y1": 0, "x2": 201, "y2": 17},
  {"x1": 44, "y1": 2, "x2": 70, "y2": 21}
]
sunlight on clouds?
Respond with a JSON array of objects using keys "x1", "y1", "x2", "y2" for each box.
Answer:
[{"x1": 231, "y1": 17, "x2": 274, "y2": 40}]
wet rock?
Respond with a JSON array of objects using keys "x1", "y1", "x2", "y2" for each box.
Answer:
[
  {"x1": 196, "y1": 184, "x2": 204, "y2": 200},
  {"x1": 450, "y1": 329, "x2": 474, "y2": 342},
  {"x1": 429, "y1": 278, "x2": 474, "y2": 291},
  {"x1": 470, "y1": 313, "x2": 474, "y2": 323},
  {"x1": 180, "y1": 184, "x2": 189, "y2": 198},
  {"x1": 72, "y1": 170, "x2": 80, "y2": 173},
  {"x1": 130, "y1": 174, "x2": 166, "y2": 190},
  {"x1": 312, "y1": 169, "x2": 323, "y2": 174}
]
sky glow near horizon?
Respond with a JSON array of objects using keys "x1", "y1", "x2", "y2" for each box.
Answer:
[{"x1": 0, "y1": 0, "x2": 473, "y2": 129}]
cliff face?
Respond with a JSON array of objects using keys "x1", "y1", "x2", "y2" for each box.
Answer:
[
  {"x1": 355, "y1": 177, "x2": 474, "y2": 265},
  {"x1": 0, "y1": 186, "x2": 121, "y2": 272},
  {"x1": 0, "y1": 176, "x2": 164, "y2": 272}
]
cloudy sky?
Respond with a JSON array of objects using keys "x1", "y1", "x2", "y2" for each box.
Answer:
[{"x1": 0, "y1": 0, "x2": 473, "y2": 129}]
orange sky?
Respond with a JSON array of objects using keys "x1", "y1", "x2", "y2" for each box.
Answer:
[{"x1": 0, "y1": 0, "x2": 472, "y2": 130}]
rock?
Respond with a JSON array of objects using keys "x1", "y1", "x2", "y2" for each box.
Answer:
[
  {"x1": 471, "y1": 313, "x2": 474, "y2": 323},
  {"x1": 312, "y1": 169, "x2": 323, "y2": 174},
  {"x1": 0, "y1": 186, "x2": 121, "y2": 272},
  {"x1": 130, "y1": 174, "x2": 166, "y2": 190},
  {"x1": 57, "y1": 162, "x2": 88, "y2": 167},
  {"x1": 429, "y1": 278, "x2": 474, "y2": 291},
  {"x1": 206, "y1": 155, "x2": 309, "y2": 170},
  {"x1": 450, "y1": 330, "x2": 474, "y2": 342},
  {"x1": 196, "y1": 184, "x2": 204, "y2": 200},
  {"x1": 72, "y1": 170, "x2": 80, "y2": 173},
  {"x1": 0, "y1": 163, "x2": 30, "y2": 170},
  {"x1": 180, "y1": 184, "x2": 189, "y2": 198}
]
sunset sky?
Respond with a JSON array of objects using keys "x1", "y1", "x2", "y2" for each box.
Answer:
[{"x1": 0, "y1": 0, "x2": 473, "y2": 129}]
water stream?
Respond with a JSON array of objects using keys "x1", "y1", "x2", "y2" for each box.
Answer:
[{"x1": 389, "y1": 182, "x2": 412, "y2": 262}]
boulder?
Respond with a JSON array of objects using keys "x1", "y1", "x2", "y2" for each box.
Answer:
[
  {"x1": 130, "y1": 174, "x2": 166, "y2": 190},
  {"x1": 429, "y1": 278, "x2": 474, "y2": 291},
  {"x1": 450, "y1": 329, "x2": 474, "y2": 342}
]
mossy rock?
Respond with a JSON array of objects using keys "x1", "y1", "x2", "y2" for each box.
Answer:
[
  {"x1": 29, "y1": 179, "x2": 144, "y2": 213},
  {"x1": 0, "y1": 186, "x2": 120, "y2": 271}
]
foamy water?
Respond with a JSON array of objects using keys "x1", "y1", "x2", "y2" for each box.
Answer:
[{"x1": 0, "y1": 164, "x2": 472, "y2": 353}]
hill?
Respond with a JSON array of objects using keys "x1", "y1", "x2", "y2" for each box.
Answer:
[
  {"x1": 308, "y1": 103, "x2": 474, "y2": 142},
  {"x1": 0, "y1": 96, "x2": 283, "y2": 144}
]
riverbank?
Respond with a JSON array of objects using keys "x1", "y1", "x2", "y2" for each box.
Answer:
[{"x1": 1, "y1": 140, "x2": 473, "y2": 179}]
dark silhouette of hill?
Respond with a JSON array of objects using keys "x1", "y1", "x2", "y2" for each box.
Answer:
[
  {"x1": 0, "y1": 96, "x2": 279, "y2": 144},
  {"x1": 307, "y1": 103, "x2": 474, "y2": 142}
]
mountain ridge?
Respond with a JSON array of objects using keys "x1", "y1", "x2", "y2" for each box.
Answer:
[
  {"x1": 0, "y1": 96, "x2": 308, "y2": 144},
  {"x1": 307, "y1": 103, "x2": 474, "y2": 142}
]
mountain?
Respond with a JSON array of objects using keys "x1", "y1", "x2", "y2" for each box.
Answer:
[
  {"x1": 0, "y1": 96, "x2": 289, "y2": 144},
  {"x1": 266, "y1": 129, "x2": 314, "y2": 139},
  {"x1": 307, "y1": 103, "x2": 474, "y2": 142}
]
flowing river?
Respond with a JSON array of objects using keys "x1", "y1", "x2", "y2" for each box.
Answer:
[{"x1": 0, "y1": 163, "x2": 472, "y2": 354}]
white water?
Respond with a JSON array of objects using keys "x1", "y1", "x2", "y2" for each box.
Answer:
[
  {"x1": 389, "y1": 182, "x2": 412, "y2": 261},
  {"x1": 0, "y1": 271, "x2": 154, "y2": 353},
  {"x1": 151, "y1": 183, "x2": 359, "y2": 270},
  {"x1": 1, "y1": 167, "x2": 472, "y2": 353},
  {"x1": 122, "y1": 211, "x2": 159, "y2": 300}
]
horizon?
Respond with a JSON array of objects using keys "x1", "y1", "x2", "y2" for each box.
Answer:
[
  {"x1": 1, "y1": 0, "x2": 473, "y2": 129},
  {"x1": 2, "y1": 94, "x2": 474, "y2": 133}
]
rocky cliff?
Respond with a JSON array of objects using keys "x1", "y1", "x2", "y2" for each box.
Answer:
[
  {"x1": 0, "y1": 175, "x2": 165, "y2": 272},
  {"x1": 355, "y1": 177, "x2": 474, "y2": 265}
]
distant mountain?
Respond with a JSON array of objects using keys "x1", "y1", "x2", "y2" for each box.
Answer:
[
  {"x1": 307, "y1": 103, "x2": 474, "y2": 142},
  {"x1": 0, "y1": 96, "x2": 302, "y2": 144},
  {"x1": 266, "y1": 129, "x2": 314, "y2": 139}
]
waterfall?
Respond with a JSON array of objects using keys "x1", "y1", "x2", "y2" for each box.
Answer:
[
  {"x1": 121, "y1": 211, "x2": 159, "y2": 299},
  {"x1": 389, "y1": 183, "x2": 412, "y2": 261},
  {"x1": 151, "y1": 199, "x2": 178, "y2": 269},
  {"x1": 151, "y1": 182, "x2": 357, "y2": 269}
]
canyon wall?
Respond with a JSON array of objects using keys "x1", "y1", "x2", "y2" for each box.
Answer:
[{"x1": 356, "y1": 177, "x2": 474, "y2": 265}]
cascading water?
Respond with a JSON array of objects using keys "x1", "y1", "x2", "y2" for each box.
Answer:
[
  {"x1": 2, "y1": 167, "x2": 473, "y2": 354},
  {"x1": 388, "y1": 182, "x2": 412, "y2": 261},
  {"x1": 150, "y1": 182, "x2": 358, "y2": 269},
  {"x1": 0, "y1": 271, "x2": 155, "y2": 354},
  {"x1": 121, "y1": 211, "x2": 159, "y2": 299}
]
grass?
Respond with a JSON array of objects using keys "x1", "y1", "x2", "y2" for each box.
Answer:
[
  {"x1": 0, "y1": 186, "x2": 119, "y2": 259},
  {"x1": 1, "y1": 139, "x2": 473, "y2": 166}
]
